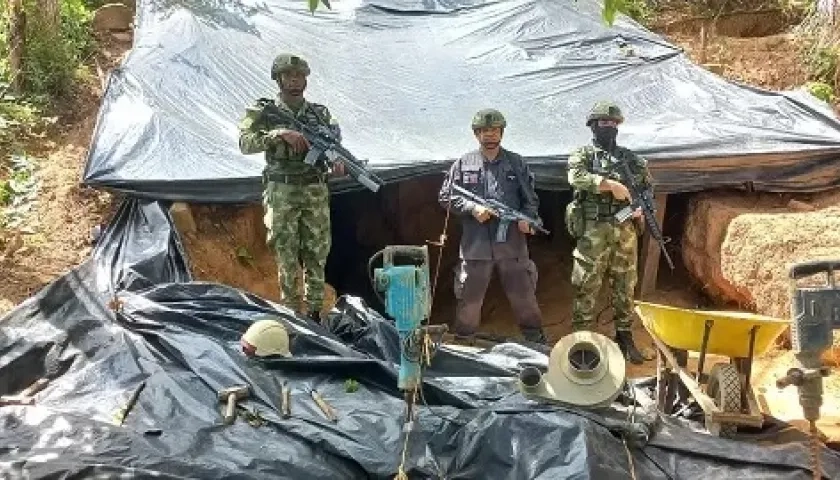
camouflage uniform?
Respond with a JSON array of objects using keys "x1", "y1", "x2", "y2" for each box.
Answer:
[
  {"x1": 439, "y1": 109, "x2": 547, "y2": 345},
  {"x1": 566, "y1": 101, "x2": 652, "y2": 364},
  {"x1": 238, "y1": 54, "x2": 339, "y2": 318}
]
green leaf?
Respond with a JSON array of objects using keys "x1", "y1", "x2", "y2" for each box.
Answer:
[
  {"x1": 308, "y1": 0, "x2": 319, "y2": 13},
  {"x1": 602, "y1": 0, "x2": 625, "y2": 26}
]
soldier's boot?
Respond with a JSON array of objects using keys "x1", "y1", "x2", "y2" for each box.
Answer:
[
  {"x1": 615, "y1": 330, "x2": 646, "y2": 365},
  {"x1": 453, "y1": 334, "x2": 476, "y2": 346},
  {"x1": 520, "y1": 326, "x2": 547, "y2": 345},
  {"x1": 308, "y1": 309, "x2": 321, "y2": 324}
]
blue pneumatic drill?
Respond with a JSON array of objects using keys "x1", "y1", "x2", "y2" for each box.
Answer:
[{"x1": 371, "y1": 245, "x2": 448, "y2": 409}]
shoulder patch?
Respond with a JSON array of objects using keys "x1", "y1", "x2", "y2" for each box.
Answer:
[{"x1": 460, "y1": 150, "x2": 483, "y2": 169}]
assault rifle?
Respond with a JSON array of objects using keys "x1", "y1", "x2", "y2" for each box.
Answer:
[
  {"x1": 613, "y1": 157, "x2": 675, "y2": 270},
  {"x1": 450, "y1": 184, "x2": 549, "y2": 242},
  {"x1": 259, "y1": 102, "x2": 384, "y2": 192}
]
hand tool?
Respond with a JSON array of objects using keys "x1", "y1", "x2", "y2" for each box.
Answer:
[
  {"x1": 112, "y1": 381, "x2": 146, "y2": 426},
  {"x1": 0, "y1": 377, "x2": 50, "y2": 406},
  {"x1": 218, "y1": 385, "x2": 249, "y2": 425},
  {"x1": 308, "y1": 388, "x2": 337, "y2": 422},
  {"x1": 775, "y1": 259, "x2": 840, "y2": 480},
  {"x1": 280, "y1": 381, "x2": 291, "y2": 418}
]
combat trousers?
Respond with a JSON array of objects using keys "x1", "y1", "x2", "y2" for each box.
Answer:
[
  {"x1": 571, "y1": 220, "x2": 638, "y2": 332},
  {"x1": 263, "y1": 181, "x2": 331, "y2": 312},
  {"x1": 453, "y1": 257, "x2": 542, "y2": 336}
]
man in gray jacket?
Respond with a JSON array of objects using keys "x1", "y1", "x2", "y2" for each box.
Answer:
[{"x1": 438, "y1": 109, "x2": 546, "y2": 345}]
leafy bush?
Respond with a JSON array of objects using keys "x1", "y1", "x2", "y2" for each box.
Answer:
[
  {"x1": 805, "y1": 80, "x2": 836, "y2": 103},
  {"x1": 0, "y1": 0, "x2": 95, "y2": 97}
]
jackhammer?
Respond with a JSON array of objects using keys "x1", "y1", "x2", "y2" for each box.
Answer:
[
  {"x1": 371, "y1": 245, "x2": 448, "y2": 426},
  {"x1": 776, "y1": 259, "x2": 840, "y2": 479}
]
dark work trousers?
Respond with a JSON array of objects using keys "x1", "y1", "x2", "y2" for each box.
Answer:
[{"x1": 453, "y1": 257, "x2": 541, "y2": 336}]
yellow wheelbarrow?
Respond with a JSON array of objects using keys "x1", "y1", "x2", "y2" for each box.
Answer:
[{"x1": 634, "y1": 301, "x2": 789, "y2": 437}]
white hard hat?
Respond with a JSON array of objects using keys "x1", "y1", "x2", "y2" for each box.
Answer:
[{"x1": 240, "y1": 318, "x2": 292, "y2": 358}]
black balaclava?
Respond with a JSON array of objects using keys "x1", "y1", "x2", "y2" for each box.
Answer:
[{"x1": 591, "y1": 124, "x2": 617, "y2": 150}]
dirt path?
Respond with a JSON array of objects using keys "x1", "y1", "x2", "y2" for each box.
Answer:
[{"x1": 0, "y1": 32, "x2": 129, "y2": 315}]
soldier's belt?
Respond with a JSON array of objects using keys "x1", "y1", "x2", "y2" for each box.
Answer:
[{"x1": 263, "y1": 173, "x2": 325, "y2": 185}]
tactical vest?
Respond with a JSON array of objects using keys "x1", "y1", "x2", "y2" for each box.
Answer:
[
  {"x1": 262, "y1": 99, "x2": 332, "y2": 180},
  {"x1": 574, "y1": 146, "x2": 633, "y2": 220}
]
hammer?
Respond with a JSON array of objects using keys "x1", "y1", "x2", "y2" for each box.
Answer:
[
  {"x1": 0, "y1": 378, "x2": 50, "y2": 407},
  {"x1": 218, "y1": 385, "x2": 249, "y2": 425}
]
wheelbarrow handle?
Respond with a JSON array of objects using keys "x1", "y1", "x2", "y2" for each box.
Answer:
[{"x1": 789, "y1": 260, "x2": 840, "y2": 281}]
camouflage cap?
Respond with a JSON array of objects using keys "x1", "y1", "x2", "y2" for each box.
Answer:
[
  {"x1": 471, "y1": 108, "x2": 507, "y2": 130},
  {"x1": 586, "y1": 101, "x2": 624, "y2": 126},
  {"x1": 271, "y1": 53, "x2": 310, "y2": 80}
]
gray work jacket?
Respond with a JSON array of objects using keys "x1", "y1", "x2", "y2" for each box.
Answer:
[{"x1": 438, "y1": 148, "x2": 540, "y2": 260}]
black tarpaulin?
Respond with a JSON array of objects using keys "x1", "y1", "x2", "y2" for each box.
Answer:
[
  {"x1": 81, "y1": 0, "x2": 840, "y2": 201},
  {"x1": 1, "y1": 198, "x2": 840, "y2": 479}
]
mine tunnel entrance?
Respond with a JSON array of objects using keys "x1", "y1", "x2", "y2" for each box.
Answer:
[
  {"x1": 181, "y1": 173, "x2": 707, "y2": 344},
  {"x1": 322, "y1": 173, "x2": 705, "y2": 340}
]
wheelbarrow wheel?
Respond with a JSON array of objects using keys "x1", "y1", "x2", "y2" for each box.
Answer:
[{"x1": 705, "y1": 363, "x2": 742, "y2": 438}]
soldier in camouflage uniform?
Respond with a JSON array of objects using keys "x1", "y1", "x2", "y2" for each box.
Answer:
[
  {"x1": 439, "y1": 109, "x2": 547, "y2": 345},
  {"x1": 238, "y1": 53, "x2": 346, "y2": 322},
  {"x1": 566, "y1": 101, "x2": 653, "y2": 364}
]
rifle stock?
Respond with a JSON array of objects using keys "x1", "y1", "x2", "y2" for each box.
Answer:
[
  {"x1": 450, "y1": 184, "x2": 549, "y2": 242},
  {"x1": 613, "y1": 158, "x2": 675, "y2": 270},
  {"x1": 260, "y1": 103, "x2": 384, "y2": 193}
]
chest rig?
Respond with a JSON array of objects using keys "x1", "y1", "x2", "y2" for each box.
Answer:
[
  {"x1": 574, "y1": 146, "x2": 632, "y2": 219},
  {"x1": 261, "y1": 99, "x2": 331, "y2": 178}
]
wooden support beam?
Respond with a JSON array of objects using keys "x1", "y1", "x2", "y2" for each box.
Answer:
[
  {"x1": 170, "y1": 202, "x2": 196, "y2": 235},
  {"x1": 637, "y1": 193, "x2": 668, "y2": 298}
]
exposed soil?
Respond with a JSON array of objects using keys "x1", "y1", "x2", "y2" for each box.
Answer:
[
  {"x1": 0, "y1": 31, "x2": 129, "y2": 315},
  {"x1": 656, "y1": 9, "x2": 809, "y2": 92}
]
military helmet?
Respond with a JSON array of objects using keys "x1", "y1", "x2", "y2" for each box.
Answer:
[
  {"x1": 240, "y1": 318, "x2": 292, "y2": 357},
  {"x1": 270, "y1": 53, "x2": 310, "y2": 80},
  {"x1": 586, "y1": 101, "x2": 624, "y2": 126},
  {"x1": 471, "y1": 108, "x2": 507, "y2": 130}
]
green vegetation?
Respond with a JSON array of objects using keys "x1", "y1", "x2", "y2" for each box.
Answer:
[
  {"x1": 0, "y1": 0, "x2": 96, "y2": 155},
  {"x1": 792, "y1": 2, "x2": 840, "y2": 102},
  {"x1": 805, "y1": 81, "x2": 836, "y2": 103},
  {"x1": 0, "y1": 155, "x2": 39, "y2": 229}
]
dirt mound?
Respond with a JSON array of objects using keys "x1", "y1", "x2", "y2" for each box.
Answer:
[
  {"x1": 178, "y1": 203, "x2": 337, "y2": 316},
  {"x1": 651, "y1": 9, "x2": 807, "y2": 92},
  {"x1": 682, "y1": 188, "x2": 840, "y2": 361}
]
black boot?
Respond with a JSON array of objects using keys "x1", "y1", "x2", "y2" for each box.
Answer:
[
  {"x1": 615, "y1": 330, "x2": 646, "y2": 365},
  {"x1": 308, "y1": 310, "x2": 321, "y2": 324},
  {"x1": 521, "y1": 327, "x2": 547, "y2": 345}
]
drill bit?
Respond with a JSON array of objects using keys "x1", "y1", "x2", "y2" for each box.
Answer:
[{"x1": 808, "y1": 420, "x2": 821, "y2": 480}]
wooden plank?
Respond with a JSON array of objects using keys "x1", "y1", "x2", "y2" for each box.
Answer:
[
  {"x1": 709, "y1": 411, "x2": 764, "y2": 427},
  {"x1": 637, "y1": 193, "x2": 668, "y2": 298},
  {"x1": 647, "y1": 326, "x2": 722, "y2": 417}
]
